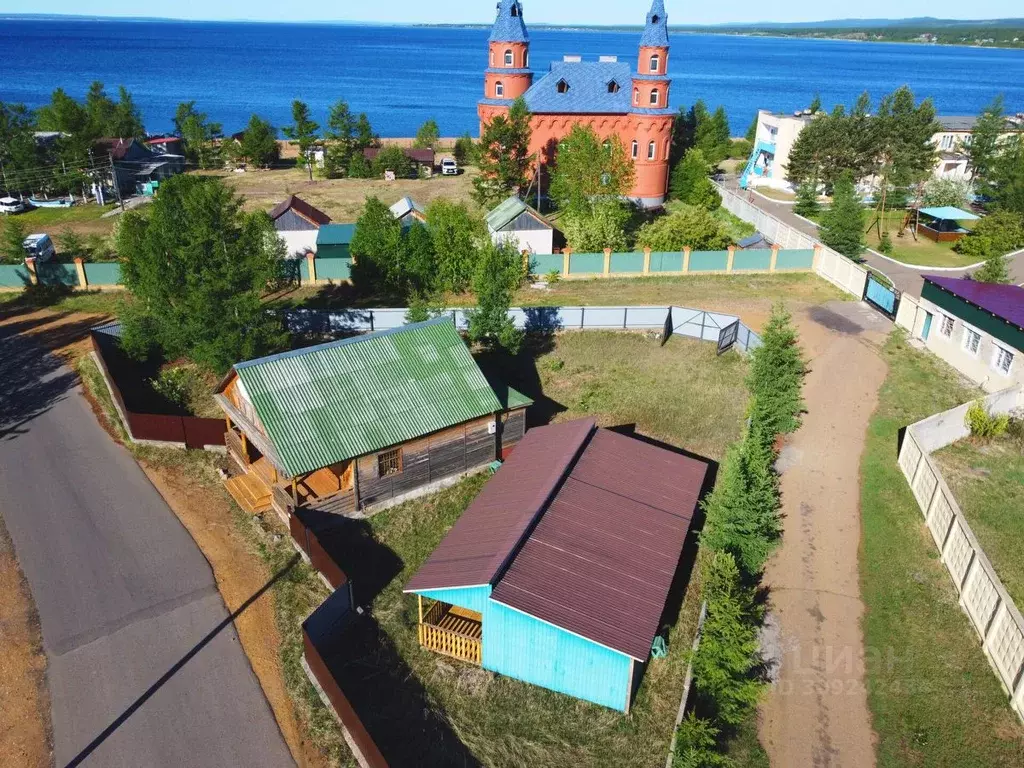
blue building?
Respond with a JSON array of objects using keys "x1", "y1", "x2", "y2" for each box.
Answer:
[{"x1": 405, "y1": 418, "x2": 708, "y2": 712}]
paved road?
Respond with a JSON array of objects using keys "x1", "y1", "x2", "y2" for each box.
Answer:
[
  {"x1": 0, "y1": 328, "x2": 293, "y2": 768},
  {"x1": 724, "y1": 178, "x2": 1024, "y2": 296}
]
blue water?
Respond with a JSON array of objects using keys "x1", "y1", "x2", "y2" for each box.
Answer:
[{"x1": 2, "y1": 18, "x2": 1024, "y2": 136}]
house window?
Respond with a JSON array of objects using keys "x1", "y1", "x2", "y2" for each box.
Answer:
[
  {"x1": 634, "y1": 88, "x2": 640, "y2": 106},
  {"x1": 631, "y1": 140, "x2": 638, "y2": 159},
  {"x1": 495, "y1": 81, "x2": 504, "y2": 98},
  {"x1": 505, "y1": 49, "x2": 513, "y2": 66},
  {"x1": 648, "y1": 141, "x2": 656, "y2": 160},
  {"x1": 557, "y1": 79, "x2": 569, "y2": 93},
  {"x1": 650, "y1": 89, "x2": 660, "y2": 106},
  {"x1": 940, "y1": 134, "x2": 954, "y2": 150},
  {"x1": 378, "y1": 447, "x2": 402, "y2": 477},
  {"x1": 993, "y1": 345, "x2": 1015, "y2": 375},
  {"x1": 962, "y1": 327, "x2": 982, "y2": 356},
  {"x1": 939, "y1": 314, "x2": 955, "y2": 338},
  {"x1": 650, "y1": 54, "x2": 660, "y2": 72}
]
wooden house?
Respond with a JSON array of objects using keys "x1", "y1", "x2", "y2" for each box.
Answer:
[
  {"x1": 390, "y1": 196, "x2": 427, "y2": 228},
  {"x1": 216, "y1": 317, "x2": 531, "y2": 520},
  {"x1": 405, "y1": 418, "x2": 708, "y2": 712},
  {"x1": 269, "y1": 195, "x2": 332, "y2": 258}
]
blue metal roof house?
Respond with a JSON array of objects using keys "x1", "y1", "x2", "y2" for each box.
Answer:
[{"x1": 405, "y1": 418, "x2": 708, "y2": 712}]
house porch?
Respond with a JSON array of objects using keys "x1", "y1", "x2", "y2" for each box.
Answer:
[{"x1": 416, "y1": 597, "x2": 482, "y2": 666}]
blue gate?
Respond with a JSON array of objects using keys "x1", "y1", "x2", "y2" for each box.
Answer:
[{"x1": 863, "y1": 273, "x2": 900, "y2": 320}]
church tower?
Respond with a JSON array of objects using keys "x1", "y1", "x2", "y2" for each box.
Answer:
[
  {"x1": 632, "y1": 0, "x2": 670, "y2": 111},
  {"x1": 483, "y1": 0, "x2": 533, "y2": 104}
]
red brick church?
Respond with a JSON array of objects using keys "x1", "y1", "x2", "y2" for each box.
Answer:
[{"x1": 478, "y1": 0, "x2": 675, "y2": 208}]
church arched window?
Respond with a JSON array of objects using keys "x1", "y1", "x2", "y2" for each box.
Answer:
[
  {"x1": 495, "y1": 81, "x2": 505, "y2": 98},
  {"x1": 631, "y1": 140, "x2": 639, "y2": 159},
  {"x1": 633, "y1": 88, "x2": 640, "y2": 106},
  {"x1": 650, "y1": 89, "x2": 660, "y2": 106},
  {"x1": 648, "y1": 141, "x2": 657, "y2": 160},
  {"x1": 505, "y1": 49, "x2": 514, "y2": 66},
  {"x1": 650, "y1": 54, "x2": 660, "y2": 73}
]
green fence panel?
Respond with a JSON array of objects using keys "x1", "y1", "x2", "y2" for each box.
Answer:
[
  {"x1": 775, "y1": 249, "x2": 815, "y2": 270},
  {"x1": 568, "y1": 252, "x2": 605, "y2": 275},
  {"x1": 0, "y1": 264, "x2": 31, "y2": 288},
  {"x1": 299, "y1": 258, "x2": 311, "y2": 284},
  {"x1": 649, "y1": 252, "x2": 683, "y2": 272},
  {"x1": 732, "y1": 249, "x2": 772, "y2": 271},
  {"x1": 84, "y1": 262, "x2": 121, "y2": 286},
  {"x1": 530, "y1": 253, "x2": 563, "y2": 275},
  {"x1": 36, "y1": 261, "x2": 79, "y2": 287},
  {"x1": 688, "y1": 250, "x2": 730, "y2": 272},
  {"x1": 610, "y1": 252, "x2": 644, "y2": 273},
  {"x1": 316, "y1": 257, "x2": 351, "y2": 281}
]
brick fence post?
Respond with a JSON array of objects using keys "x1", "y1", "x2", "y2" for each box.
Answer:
[
  {"x1": 643, "y1": 247, "x2": 651, "y2": 276},
  {"x1": 726, "y1": 245, "x2": 736, "y2": 273},
  {"x1": 603, "y1": 248, "x2": 612, "y2": 278},
  {"x1": 682, "y1": 247, "x2": 691, "y2": 274},
  {"x1": 23, "y1": 257, "x2": 38, "y2": 286},
  {"x1": 769, "y1": 244, "x2": 780, "y2": 273},
  {"x1": 74, "y1": 257, "x2": 88, "y2": 288},
  {"x1": 305, "y1": 251, "x2": 317, "y2": 285},
  {"x1": 562, "y1": 247, "x2": 572, "y2": 277},
  {"x1": 812, "y1": 243, "x2": 823, "y2": 271}
]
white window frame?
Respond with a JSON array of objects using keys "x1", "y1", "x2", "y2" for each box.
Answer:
[
  {"x1": 633, "y1": 88, "x2": 639, "y2": 106},
  {"x1": 961, "y1": 325, "x2": 983, "y2": 357},
  {"x1": 647, "y1": 141, "x2": 656, "y2": 160},
  {"x1": 992, "y1": 344, "x2": 1015, "y2": 376},
  {"x1": 631, "y1": 140, "x2": 638, "y2": 159},
  {"x1": 504, "y1": 49, "x2": 514, "y2": 66},
  {"x1": 524, "y1": 50, "x2": 529, "y2": 68},
  {"x1": 650, "y1": 54, "x2": 659, "y2": 73},
  {"x1": 650, "y1": 89, "x2": 659, "y2": 106},
  {"x1": 495, "y1": 81, "x2": 504, "y2": 98},
  {"x1": 938, "y1": 313, "x2": 955, "y2": 339}
]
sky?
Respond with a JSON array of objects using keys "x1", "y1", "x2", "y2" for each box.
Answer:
[{"x1": 1, "y1": 0, "x2": 1021, "y2": 25}]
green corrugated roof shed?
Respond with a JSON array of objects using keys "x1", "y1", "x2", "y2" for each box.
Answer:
[
  {"x1": 233, "y1": 317, "x2": 530, "y2": 476},
  {"x1": 316, "y1": 223, "x2": 357, "y2": 246},
  {"x1": 486, "y1": 196, "x2": 529, "y2": 232}
]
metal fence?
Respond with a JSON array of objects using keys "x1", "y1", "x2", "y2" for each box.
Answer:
[
  {"x1": 897, "y1": 385, "x2": 1024, "y2": 722},
  {"x1": 714, "y1": 182, "x2": 869, "y2": 300},
  {"x1": 286, "y1": 304, "x2": 764, "y2": 354}
]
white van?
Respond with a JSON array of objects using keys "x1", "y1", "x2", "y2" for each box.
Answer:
[
  {"x1": 23, "y1": 234, "x2": 56, "y2": 262},
  {"x1": 0, "y1": 197, "x2": 25, "y2": 214}
]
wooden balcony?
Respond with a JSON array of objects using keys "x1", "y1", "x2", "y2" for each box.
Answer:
[{"x1": 417, "y1": 600, "x2": 482, "y2": 666}]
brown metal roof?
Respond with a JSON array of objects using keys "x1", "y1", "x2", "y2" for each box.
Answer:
[
  {"x1": 405, "y1": 419, "x2": 594, "y2": 592},
  {"x1": 363, "y1": 147, "x2": 436, "y2": 165},
  {"x1": 406, "y1": 421, "x2": 707, "y2": 660},
  {"x1": 268, "y1": 194, "x2": 332, "y2": 226}
]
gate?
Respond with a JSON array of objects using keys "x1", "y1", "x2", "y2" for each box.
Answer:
[{"x1": 863, "y1": 273, "x2": 900, "y2": 320}]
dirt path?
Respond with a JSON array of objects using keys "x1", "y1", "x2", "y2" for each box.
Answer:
[{"x1": 758, "y1": 302, "x2": 890, "y2": 768}]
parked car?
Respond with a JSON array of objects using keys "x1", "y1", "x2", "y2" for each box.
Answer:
[
  {"x1": 440, "y1": 158, "x2": 458, "y2": 176},
  {"x1": 0, "y1": 196, "x2": 25, "y2": 214},
  {"x1": 23, "y1": 234, "x2": 56, "y2": 262}
]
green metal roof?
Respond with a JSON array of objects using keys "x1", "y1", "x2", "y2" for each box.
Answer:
[
  {"x1": 918, "y1": 206, "x2": 980, "y2": 221},
  {"x1": 486, "y1": 195, "x2": 530, "y2": 232},
  {"x1": 234, "y1": 317, "x2": 505, "y2": 476},
  {"x1": 316, "y1": 223, "x2": 357, "y2": 246}
]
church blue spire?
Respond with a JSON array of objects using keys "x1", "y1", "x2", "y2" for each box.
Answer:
[
  {"x1": 640, "y1": 0, "x2": 669, "y2": 47},
  {"x1": 489, "y1": 0, "x2": 529, "y2": 43}
]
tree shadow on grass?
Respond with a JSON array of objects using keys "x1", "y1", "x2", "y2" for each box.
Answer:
[{"x1": 475, "y1": 329, "x2": 567, "y2": 428}]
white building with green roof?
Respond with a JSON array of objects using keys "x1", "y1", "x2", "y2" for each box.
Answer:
[{"x1": 215, "y1": 317, "x2": 531, "y2": 518}]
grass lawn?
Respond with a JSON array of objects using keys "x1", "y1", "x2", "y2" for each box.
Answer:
[
  {"x1": 208, "y1": 166, "x2": 481, "y2": 223},
  {"x1": 336, "y1": 332, "x2": 753, "y2": 767},
  {"x1": 1, "y1": 203, "x2": 118, "y2": 238},
  {"x1": 753, "y1": 187, "x2": 797, "y2": 203},
  {"x1": 863, "y1": 210, "x2": 979, "y2": 268},
  {"x1": 934, "y1": 435, "x2": 1024, "y2": 608},
  {"x1": 860, "y1": 332, "x2": 1024, "y2": 767},
  {"x1": 0, "y1": 286, "x2": 123, "y2": 317}
]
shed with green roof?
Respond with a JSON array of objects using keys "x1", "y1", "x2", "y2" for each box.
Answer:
[{"x1": 216, "y1": 317, "x2": 531, "y2": 517}]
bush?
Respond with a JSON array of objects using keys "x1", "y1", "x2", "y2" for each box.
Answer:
[
  {"x1": 955, "y1": 211, "x2": 1024, "y2": 259},
  {"x1": 561, "y1": 198, "x2": 631, "y2": 252},
  {"x1": 150, "y1": 364, "x2": 205, "y2": 412},
  {"x1": 922, "y1": 177, "x2": 974, "y2": 210},
  {"x1": 966, "y1": 401, "x2": 1010, "y2": 439},
  {"x1": 545, "y1": 269, "x2": 560, "y2": 284},
  {"x1": 636, "y1": 204, "x2": 731, "y2": 252},
  {"x1": 878, "y1": 231, "x2": 893, "y2": 255},
  {"x1": 372, "y1": 145, "x2": 414, "y2": 178},
  {"x1": 673, "y1": 714, "x2": 733, "y2": 768}
]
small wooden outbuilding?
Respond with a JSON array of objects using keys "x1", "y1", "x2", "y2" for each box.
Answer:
[
  {"x1": 216, "y1": 317, "x2": 530, "y2": 519},
  {"x1": 405, "y1": 418, "x2": 708, "y2": 711}
]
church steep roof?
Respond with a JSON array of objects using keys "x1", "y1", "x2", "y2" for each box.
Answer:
[
  {"x1": 640, "y1": 0, "x2": 669, "y2": 48},
  {"x1": 489, "y1": 0, "x2": 529, "y2": 43},
  {"x1": 523, "y1": 60, "x2": 632, "y2": 115}
]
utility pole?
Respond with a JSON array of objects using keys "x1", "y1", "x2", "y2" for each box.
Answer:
[{"x1": 109, "y1": 152, "x2": 124, "y2": 212}]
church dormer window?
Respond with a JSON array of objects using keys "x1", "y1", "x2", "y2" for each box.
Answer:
[
  {"x1": 651, "y1": 14, "x2": 660, "y2": 24},
  {"x1": 505, "y1": 49, "x2": 514, "y2": 66},
  {"x1": 511, "y1": 2, "x2": 519, "y2": 16},
  {"x1": 557, "y1": 79, "x2": 569, "y2": 94},
  {"x1": 607, "y1": 81, "x2": 620, "y2": 94},
  {"x1": 650, "y1": 88, "x2": 660, "y2": 106},
  {"x1": 495, "y1": 81, "x2": 505, "y2": 98},
  {"x1": 650, "y1": 54, "x2": 660, "y2": 73}
]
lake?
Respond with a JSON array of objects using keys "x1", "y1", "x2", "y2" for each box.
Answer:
[{"x1": 2, "y1": 18, "x2": 1024, "y2": 137}]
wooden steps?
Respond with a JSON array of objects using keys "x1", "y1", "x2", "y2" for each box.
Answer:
[{"x1": 225, "y1": 472, "x2": 272, "y2": 514}]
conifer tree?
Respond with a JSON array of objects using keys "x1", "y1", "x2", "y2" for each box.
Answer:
[
  {"x1": 466, "y1": 241, "x2": 524, "y2": 354},
  {"x1": 473, "y1": 97, "x2": 534, "y2": 207},
  {"x1": 324, "y1": 99, "x2": 356, "y2": 178},
  {"x1": 283, "y1": 100, "x2": 320, "y2": 181},
  {"x1": 413, "y1": 118, "x2": 441, "y2": 150},
  {"x1": 793, "y1": 178, "x2": 820, "y2": 218},
  {"x1": 746, "y1": 304, "x2": 807, "y2": 439},
  {"x1": 819, "y1": 171, "x2": 865, "y2": 259},
  {"x1": 973, "y1": 252, "x2": 1011, "y2": 284}
]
